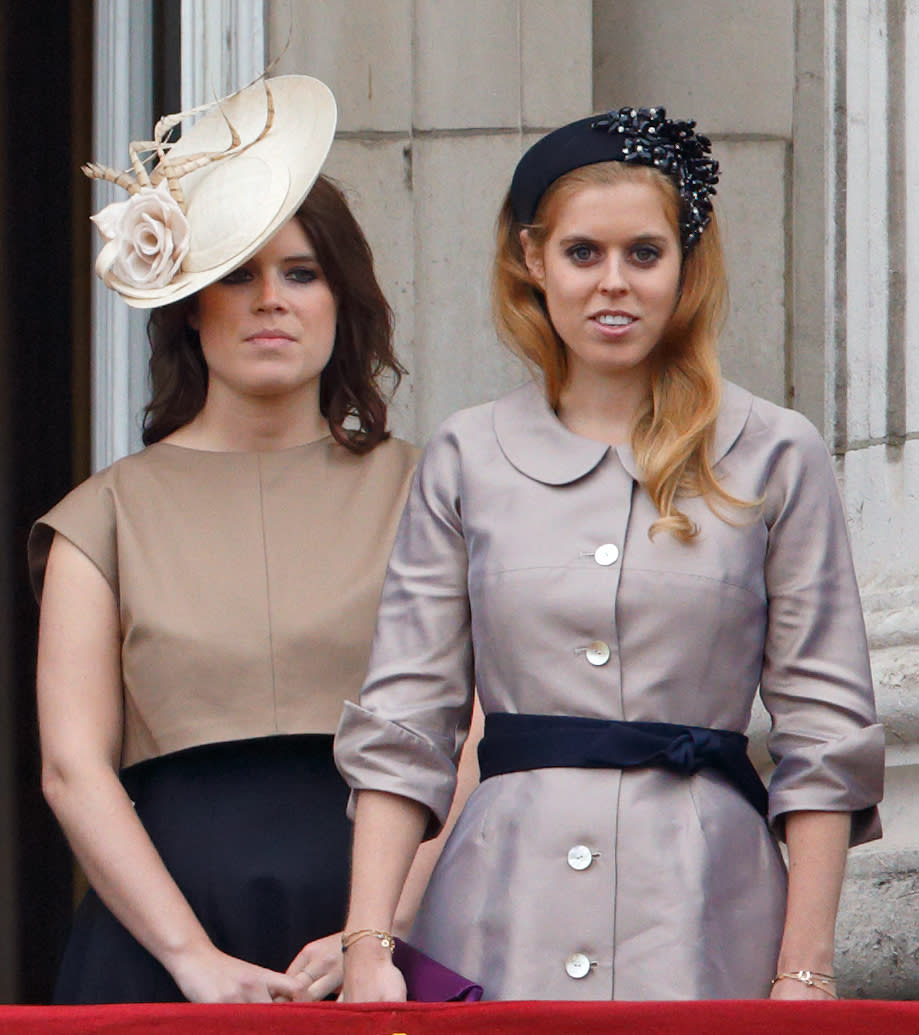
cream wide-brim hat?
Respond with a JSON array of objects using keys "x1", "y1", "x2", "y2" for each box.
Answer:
[{"x1": 90, "y1": 75, "x2": 337, "y2": 309}]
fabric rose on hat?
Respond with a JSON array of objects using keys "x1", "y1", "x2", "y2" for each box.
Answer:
[{"x1": 91, "y1": 181, "x2": 190, "y2": 290}]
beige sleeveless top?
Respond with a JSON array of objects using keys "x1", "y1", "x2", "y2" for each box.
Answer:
[{"x1": 30, "y1": 435, "x2": 418, "y2": 768}]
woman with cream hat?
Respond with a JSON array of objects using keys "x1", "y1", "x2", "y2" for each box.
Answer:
[{"x1": 29, "y1": 75, "x2": 421, "y2": 1003}]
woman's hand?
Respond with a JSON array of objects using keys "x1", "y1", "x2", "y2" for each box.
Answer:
[
  {"x1": 340, "y1": 938, "x2": 407, "y2": 1003},
  {"x1": 169, "y1": 942, "x2": 304, "y2": 1003},
  {"x1": 285, "y1": 931, "x2": 344, "y2": 1001}
]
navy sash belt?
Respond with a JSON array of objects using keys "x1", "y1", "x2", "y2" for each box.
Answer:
[{"x1": 477, "y1": 712, "x2": 768, "y2": 819}]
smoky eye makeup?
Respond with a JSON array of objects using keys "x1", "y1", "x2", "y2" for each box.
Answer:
[
  {"x1": 285, "y1": 266, "x2": 320, "y2": 283},
  {"x1": 219, "y1": 266, "x2": 252, "y2": 285}
]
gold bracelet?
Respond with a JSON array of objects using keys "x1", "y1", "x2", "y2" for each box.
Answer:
[
  {"x1": 772, "y1": 970, "x2": 838, "y2": 998},
  {"x1": 341, "y1": 928, "x2": 395, "y2": 953}
]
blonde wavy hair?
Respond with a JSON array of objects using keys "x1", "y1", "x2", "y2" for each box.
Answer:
[{"x1": 493, "y1": 160, "x2": 750, "y2": 542}]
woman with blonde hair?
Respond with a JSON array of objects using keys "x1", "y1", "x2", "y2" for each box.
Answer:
[{"x1": 335, "y1": 108, "x2": 884, "y2": 1002}]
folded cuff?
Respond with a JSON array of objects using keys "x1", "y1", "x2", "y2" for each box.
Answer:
[
  {"x1": 767, "y1": 722, "x2": 885, "y2": 846},
  {"x1": 334, "y1": 701, "x2": 458, "y2": 840}
]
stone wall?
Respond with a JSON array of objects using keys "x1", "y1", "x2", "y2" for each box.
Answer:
[
  {"x1": 595, "y1": 1, "x2": 795, "y2": 410},
  {"x1": 830, "y1": 0, "x2": 919, "y2": 1000},
  {"x1": 271, "y1": 0, "x2": 593, "y2": 444}
]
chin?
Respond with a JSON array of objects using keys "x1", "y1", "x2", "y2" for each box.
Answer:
[
  {"x1": 586, "y1": 354, "x2": 656, "y2": 378},
  {"x1": 242, "y1": 379, "x2": 306, "y2": 398}
]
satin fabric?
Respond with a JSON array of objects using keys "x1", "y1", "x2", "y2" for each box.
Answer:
[{"x1": 335, "y1": 379, "x2": 884, "y2": 1001}]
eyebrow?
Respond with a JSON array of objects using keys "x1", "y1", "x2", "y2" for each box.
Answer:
[
  {"x1": 282, "y1": 253, "x2": 318, "y2": 263},
  {"x1": 557, "y1": 232, "x2": 670, "y2": 247}
]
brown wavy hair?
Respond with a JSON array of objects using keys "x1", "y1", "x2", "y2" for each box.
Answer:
[
  {"x1": 493, "y1": 160, "x2": 750, "y2": 541},
  {"x1": 143, "y1": 175, "x2": 403, "y2": 453}
]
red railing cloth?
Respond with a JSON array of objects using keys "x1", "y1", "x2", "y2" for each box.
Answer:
[{"x1": 0, "y1": 999, "x2": 916, "y2": 1034}]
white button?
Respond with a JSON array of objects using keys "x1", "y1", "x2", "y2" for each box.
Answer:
[
  {"x1": 594, "y1": 543, "x2": 620, "y2": 566},
  {"x1": 567, "y1": 845, "x2": 594, "y2": 870},
  {"x1": 585, "y1": 641, "x2": 611, "y2": 666},
  {"x1": 565, "y1": 953, "x2": 592, "y2": 979}
]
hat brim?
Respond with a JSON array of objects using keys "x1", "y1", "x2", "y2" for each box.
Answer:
[{"x1": 100, "y1": 75, "x2": 337, "y2": 309}]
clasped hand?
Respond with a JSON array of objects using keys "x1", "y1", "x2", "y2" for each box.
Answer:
[
  {"x1": 283, "y1": 931, "x2": 346, "y2": 1001},
  {"x1": 170, "y1": 932, "x2": 345, "y2": 1003}
]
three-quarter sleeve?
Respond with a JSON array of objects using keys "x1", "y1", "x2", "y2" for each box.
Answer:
[
  {"x1": 334, "y1": 423, "x2": 475, "y2": 836},
  {"x1": 759, "y1": 412, "x2": 884, "y2": 845},
  {"x1": 28, "y1": 472, "x2": 119, "y2": 603}
]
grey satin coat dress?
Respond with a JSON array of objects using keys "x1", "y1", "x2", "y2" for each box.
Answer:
[{"x1": 335, "y1": 379, "x2": 884, "y2": 1001}]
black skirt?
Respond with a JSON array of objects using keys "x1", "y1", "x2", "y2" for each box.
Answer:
[{"x1": 53, "y1": 733, "x2": 351, "y2": 1003}]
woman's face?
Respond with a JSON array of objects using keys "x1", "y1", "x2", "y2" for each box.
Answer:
[
  {"x1": 522, "y1": 179, "x2": 682, "y2": 385},
  {"x1": 190, "y1": 218, "x2": 337, "y2": 404}
]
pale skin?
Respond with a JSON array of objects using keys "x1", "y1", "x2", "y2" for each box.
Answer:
[
  {"x1": 341, "y1": 181, "x2": 852, "y2": 1002},
  {"x1": 38, "y1": 218, "x2": 473, "y2": 1003},
  {"x1": 770, "y1": 811, "x2": 850, "y2": 1000}
]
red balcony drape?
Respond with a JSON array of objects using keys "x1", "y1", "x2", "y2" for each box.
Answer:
[{"x1": 1, "y1": 999, "x2": 916, "y2": 1033}]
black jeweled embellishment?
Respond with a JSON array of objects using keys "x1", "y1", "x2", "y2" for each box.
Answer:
[{"x1": 591, "y1": 106, "x2": 720, "y2": 251}]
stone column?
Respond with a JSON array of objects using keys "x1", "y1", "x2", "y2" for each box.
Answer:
[
  {"x1": 271, "y1": 0, "x2": 593, "y2": 443},
  {"x1": 827, "y1": 0, "x2": 919, "y2": 1000}
]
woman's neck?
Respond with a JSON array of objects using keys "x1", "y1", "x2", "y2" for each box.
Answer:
[
  {"x1": 556, "y1": 364, "x2": 651, "y2": 447},
  {"x1": 165, "y1": 386, "x2": 328, "y2": 453}
]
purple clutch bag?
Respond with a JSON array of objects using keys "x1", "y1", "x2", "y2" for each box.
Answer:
[{"x1": 392, "y1": 938, "x2": 483, "y2": 1002}]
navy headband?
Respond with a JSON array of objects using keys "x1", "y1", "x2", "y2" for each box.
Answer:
[{"x1": 509, "y1": 107, "x2": 720, "y2": 251}]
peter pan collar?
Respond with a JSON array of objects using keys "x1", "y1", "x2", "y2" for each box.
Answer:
[{"x1": 492, "y1": 379, "x2": 754, "y2": 486}]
